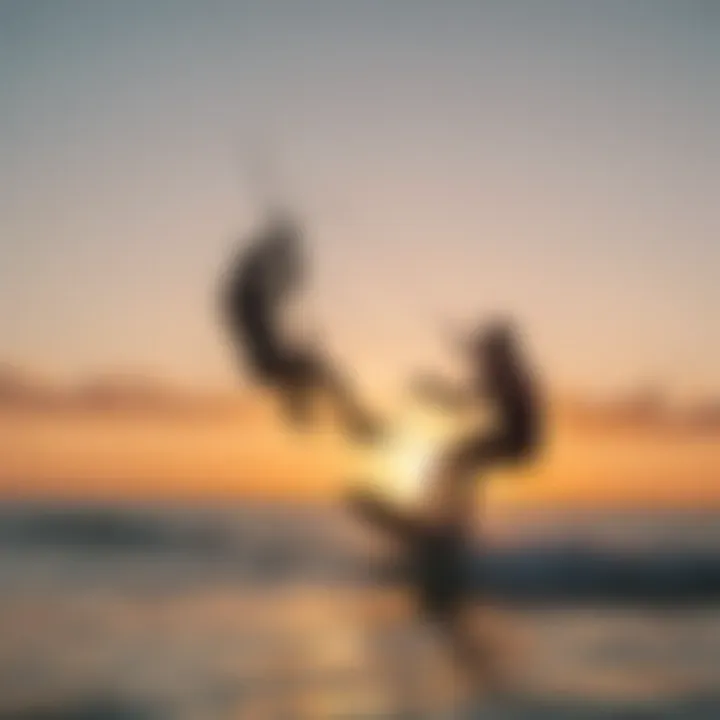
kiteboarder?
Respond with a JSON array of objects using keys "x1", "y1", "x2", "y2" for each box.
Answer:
[{"x1": 220, "y1": 211, "x2": 384, "y2": 443}]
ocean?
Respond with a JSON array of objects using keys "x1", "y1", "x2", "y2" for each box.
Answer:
[{"x1": 0, "y1": 501, "x2": 718, "y2": 718}]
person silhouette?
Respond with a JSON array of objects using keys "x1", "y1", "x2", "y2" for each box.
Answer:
[
  {"x1": 414, "y1": 317, "x2": 541, "y2": 501},
  {"x1": 346, "y1": 317, "x2": 542, "y2": 693},
  {"x1": 220, "y1": 211, "x2": 383, "y2": 442}
]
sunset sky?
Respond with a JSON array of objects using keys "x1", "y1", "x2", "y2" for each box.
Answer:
[{"x1": 1, "y1": 2, "x2": 718, "y2": 504}]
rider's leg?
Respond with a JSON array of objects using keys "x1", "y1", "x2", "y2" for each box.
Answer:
[
  {"x1": 345, "y1": 486, "x2": 427, "y2": 545},
  {"x1": 426, "y1": 430, "x2": 526, "y2": 517},
  {"x1": 444, "y1": 607, "x2": 508, "y2": 696}
]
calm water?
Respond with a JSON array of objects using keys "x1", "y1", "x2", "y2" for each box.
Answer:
[{"x1": 0, "y1": 502, "x2": 719, "y2": 718}]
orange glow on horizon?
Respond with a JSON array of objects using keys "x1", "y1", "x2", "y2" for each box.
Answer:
[{"x1": 0, "y1": 404, "x2": 719, "y2": 510}]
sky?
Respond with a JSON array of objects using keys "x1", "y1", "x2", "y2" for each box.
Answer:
[{"x1": 1, "y1": 0, "x2": 719, "y2": 399}]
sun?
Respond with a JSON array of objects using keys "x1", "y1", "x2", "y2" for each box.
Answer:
[{"x1": 381, "y1": 428, "x2": 441, "y2": 502}]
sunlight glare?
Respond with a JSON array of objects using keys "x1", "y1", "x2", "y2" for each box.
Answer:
[{"x1": 382, "y1": 428, "x2": 440, "y2": 503}]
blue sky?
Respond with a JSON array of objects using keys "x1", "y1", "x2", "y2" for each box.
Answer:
[{"x1": 1, "y1": 0, "x2": 718, "y2": 395}]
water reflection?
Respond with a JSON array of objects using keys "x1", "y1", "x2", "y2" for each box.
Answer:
[{"x1": 1, "y1": 584, "x2": 719, "y2": 718}]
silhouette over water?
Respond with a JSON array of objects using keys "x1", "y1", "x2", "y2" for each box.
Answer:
[
  {"x1": 416, "y1": 318, "x2": 541, "y2": 495},
  {"x1": 347, "y1": 318, "x2": 543, "y2": 695},
  {"x1": 219, "y1": 209, "x2": 544, "y2": 699},
  {"x1": 220, "y1": 211, "x2": 383, "y2": 443}
]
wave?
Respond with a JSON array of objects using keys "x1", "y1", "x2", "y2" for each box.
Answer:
[
  {"x1": 2, "y1": 691, "x2": 719, "y2": 719},
  {"x1": 0, "y1": 697, "x2": 160, "y2": 720},
  {"x1": 0, "y1": 505, "x2": 229, "y2": 555},
  {"x1": 2, "y1": 503, "x2": 719, "y2": 603}
]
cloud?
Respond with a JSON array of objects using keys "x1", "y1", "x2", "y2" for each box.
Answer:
[
  {"x1": 556, "y1": 389, "x2": 720, "y2": 437},
  {"x1": 0, "y1": 363, "x2": 268, "y2": 423},
  {"x1": 1, "y1": 362, "x2": 719, "y2": 437}
]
